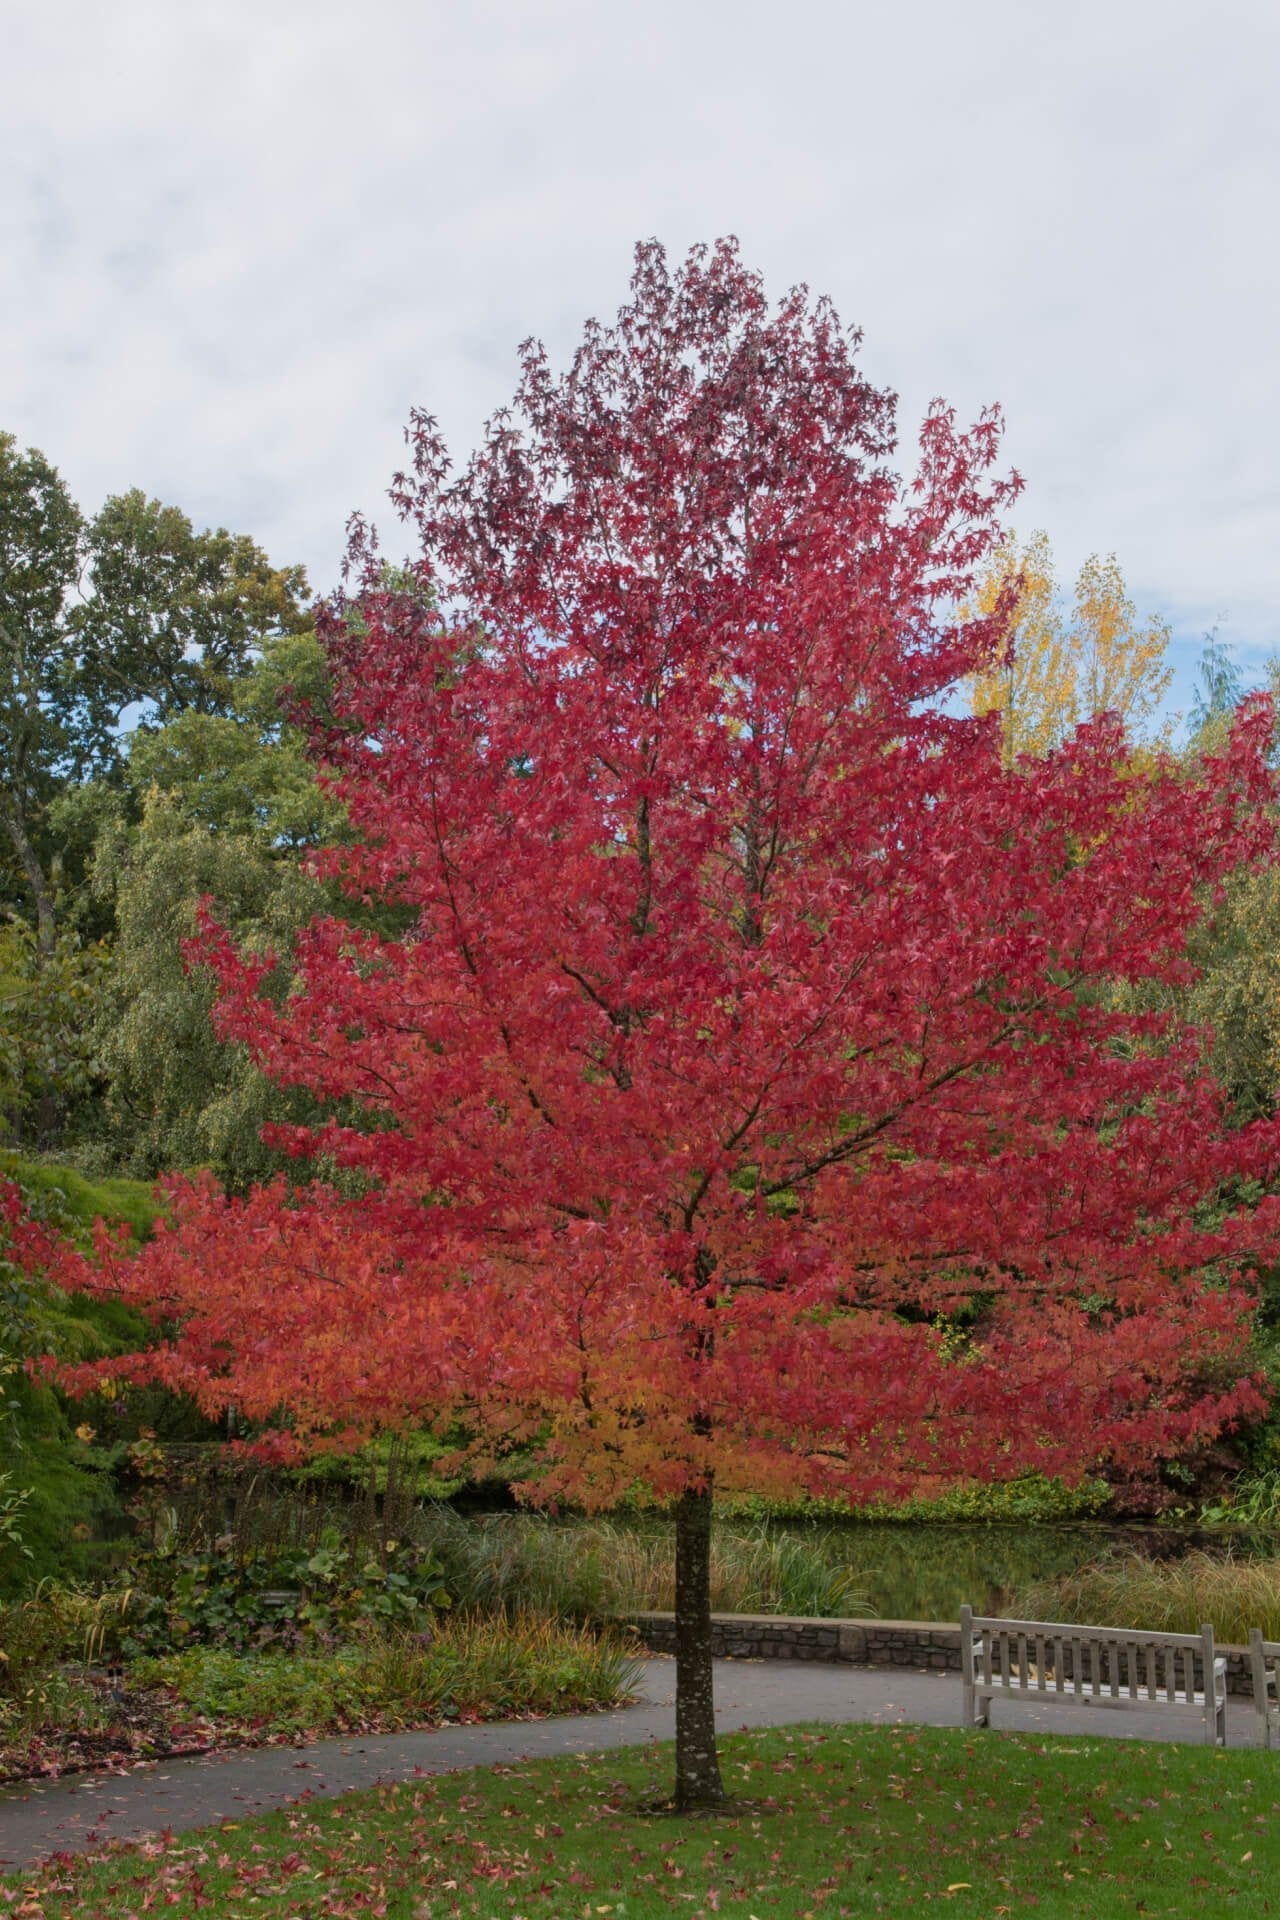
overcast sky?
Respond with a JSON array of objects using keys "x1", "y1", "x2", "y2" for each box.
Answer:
[{"x1": 5, "y1": 0, "x2": 1277, "y2": 721}]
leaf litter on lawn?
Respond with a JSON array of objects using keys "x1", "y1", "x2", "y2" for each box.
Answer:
[{"x1": 4, "y1": 1725, "x2": 1280, "y2": 1918}]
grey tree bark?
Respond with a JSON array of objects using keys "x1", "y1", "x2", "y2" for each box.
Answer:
[
  {"x1": 1, "y1": 800, "x2": 57, "y2": 959},
  {"x1": 673, "y1": 1482, "x2": 726, "y2": 1810}
]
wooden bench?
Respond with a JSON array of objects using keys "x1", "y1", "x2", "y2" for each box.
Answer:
[
  {"x1": 1248, "y1": 1630, "x2": 1280, "y2": 1748},
  {"x1": 960, "y1": 1606, "x2": 1227, "y2": 1746}
]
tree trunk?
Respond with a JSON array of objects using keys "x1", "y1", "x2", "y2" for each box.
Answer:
[
  {"x1": 1, "y1": 802, "x2": 57, "y2": 959},
  {"x1": 673, "y1": 1483, "x2": 726, "y2": 1810}
]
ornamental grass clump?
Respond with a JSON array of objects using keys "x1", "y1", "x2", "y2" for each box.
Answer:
[
  {"x1": 414, "y1": 1508, "x2": 869, "y2": 1621},
  {"x1": 131, "y1": 1609, "x2": 642, "y2": 1736},
  {"x1": 1018, "y1": 1548, "x2": 1280, "y2": 1645}
]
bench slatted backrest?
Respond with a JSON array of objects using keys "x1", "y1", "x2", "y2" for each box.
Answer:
[{"x1": 965, "y1": 1612, "x2": 1213, "y2": 1702}]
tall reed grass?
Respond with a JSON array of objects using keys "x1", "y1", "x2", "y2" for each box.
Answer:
[
  {"x1": 1017, "y1": 1549, "x2": 1280, "y2": 1645},
  {"x1": 411, "y1": 1508, "x2": 872, "y2": 1621}
]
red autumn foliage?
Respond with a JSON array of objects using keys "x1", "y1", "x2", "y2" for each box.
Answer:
[
  {"x1": 16, "y1": 239, "x2": 1280, "y2": 1513},
  {"x1": 14, "y1": 237, "x2": 1280, "y2": 1808}
]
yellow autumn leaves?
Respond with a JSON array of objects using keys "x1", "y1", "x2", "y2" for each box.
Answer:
[{"x1": 966, "y1": 531, "x2": 1173, "y2": 766}]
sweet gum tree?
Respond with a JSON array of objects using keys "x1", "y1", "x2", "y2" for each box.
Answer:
[{"x1": 16, "y1": 239, "x2": 1280, "y2": 1810}]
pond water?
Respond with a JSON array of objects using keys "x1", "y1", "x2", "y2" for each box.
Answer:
[{"x1": 773, "y1": 1520, "x2": 1280, "y2": 1621}]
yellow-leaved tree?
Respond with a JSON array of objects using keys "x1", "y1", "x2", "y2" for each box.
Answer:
[{"x1": 968, "y1": 532, "x2": 1173, "y2": 764}]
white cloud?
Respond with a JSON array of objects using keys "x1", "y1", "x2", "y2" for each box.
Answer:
[{"x1": 4, "y1": 0, "x2": 1277, "y2": 679}]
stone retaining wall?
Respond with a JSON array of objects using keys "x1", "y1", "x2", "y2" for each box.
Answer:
[{"x1": 628, "y1": 1613, "x2": 1259, "y2": 1697}]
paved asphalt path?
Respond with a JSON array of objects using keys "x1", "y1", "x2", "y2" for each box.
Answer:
[{"x1": 0, "y1": 1656, "x2": 1265, "y2": 1872}]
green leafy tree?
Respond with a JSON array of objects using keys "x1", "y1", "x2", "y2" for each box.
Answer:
[
  {"x1": 0, "y1": 434, "x2": 85, "y2": 957},
  {"x1": 1, "y1": 435, "x2": 312, "y2": 955},
  {"x1": 0, "y1": 1153, "x2": 158, "y2": 1593},
  {"x1": 0, "y1": 925, "x2": 109, "y2": 1143},
  {"x1": 1189, "y1": 632, "x2": 1248, "y2": 749},
  {"x1": 0, "y1": 432, "x2": 313, "y2": 1150},
  {"x1": 90, "y1": 633, "x2": 341, "y2": 1183},
  {"x1": 120, "y1": 629, "x2": 336, "y2": 848},
  {"x1": 74, "y1": 489, "x2": 312, "y2": 727}
]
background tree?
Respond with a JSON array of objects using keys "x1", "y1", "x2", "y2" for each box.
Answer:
[
  {"x1": 0, "y1": 925, "x2": 108, "y2": 1144},
  {"x1": 1188, "y1": 631, "x2": 1248, "y2": 751},
  {"x1": 0, "y1": 1155, "x2": 158, "y2": 1593},
  {"x1": 1, "y1": 438, "x2": 311, "y2": 950},
  {"x1": 1115, "y1": 646, "x2": 1274, "y2": 1130},
  {"x1": 0, "y1": 434, "x2": 85, "y2": 957},
  {"x1": 967, "y1": 531, "x2": 1173, "y2": 763},
  {"x1": 22, "y1": 241, "x2": 1280, "y2": 1815},
  {"x1": 88, "y1": 632, "x2": 340, "y2": 1183},
  {"x1": 73, "y1": 489, "x2": 311, "y2": 727},
  {"x1": 0, "y1": 434, "x2": 312, "y2": 1150}
]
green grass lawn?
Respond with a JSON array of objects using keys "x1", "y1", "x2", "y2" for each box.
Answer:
[{"x1": 7, "y1": 1723, "x2": 1279, "y2": 1918}]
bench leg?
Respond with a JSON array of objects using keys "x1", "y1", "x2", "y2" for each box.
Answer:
[{"x1": 963, "y1": 1683, "x2": 988, "y2": 1728}]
